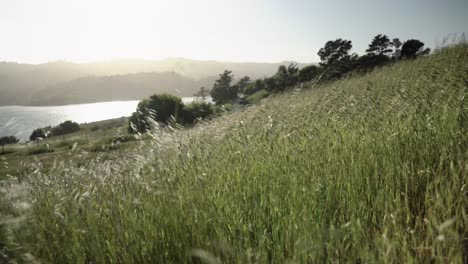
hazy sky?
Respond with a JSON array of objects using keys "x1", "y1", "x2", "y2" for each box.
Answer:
[{"x1": 1, "y1": 0, "x2": 466, "y2": 63}]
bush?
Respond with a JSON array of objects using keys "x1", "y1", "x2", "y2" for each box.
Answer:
[
  {"x1": 50, "y1": 121, "x2": 80, "y2": 136},
  {"x1": 245, "y1": 89, "x2": 270, "y2": 104},
  {"x1": 244, "y1": 79, "x2": 265, "y2": 96},
  {"x1": 30, "y1": 127, "x2": 50, "y2": 141},
  {"x1": 181, "y1": 101, "x2": 215, "y2": 125},
  {"x1": 128, "y1": 94, "x2": 184, "y2": 133}
]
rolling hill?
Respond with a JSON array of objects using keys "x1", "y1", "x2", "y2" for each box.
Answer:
[{"x1": 0, "y1": 59, "x2": 309, "y2": 106}]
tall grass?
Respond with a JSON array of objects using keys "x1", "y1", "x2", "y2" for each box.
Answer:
[{"x1": 1, "y1": 44, "x2": 467, "y2": 263}]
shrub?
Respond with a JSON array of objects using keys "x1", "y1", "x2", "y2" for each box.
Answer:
[
  {"x1": 29, "y1": 127, "x2": 50, "y2": 141},
  {"x1": 50, "y1": 121, "x2": 80, "y2": 136},
  {"x1": 181, "y1": 101, "x2": 215, "y2": 125},
  {"x1": 246, "y1": 89, "x2": 270, "y2": 104},
  {"x1": 128, "y1": 94, "x2": 184, "y2": 133}
]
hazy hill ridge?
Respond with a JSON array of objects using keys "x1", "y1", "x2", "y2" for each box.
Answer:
[{"x1": 0, "y1": 59, "x2": 309, "y2": 106}]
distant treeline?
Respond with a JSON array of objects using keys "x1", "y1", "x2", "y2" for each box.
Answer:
[
  {"x1": 29, "y1": 120, "x2": 81, "y2": 141},
  {"x1": 208, "y1": 35, "x2": 431, "y2": 105}
]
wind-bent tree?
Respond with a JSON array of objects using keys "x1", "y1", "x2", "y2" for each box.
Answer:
[
  {"x1": 0, "y1": 136, "x2": 19, "y2": 153},
  {"x1": 317, "y1": 39, "x2": 353, "y2": 66},
  {"x1": 401, "y1": 39, "x2": 430, "y2": 59},
  {"x1": 210, "y1": 70, "x2": 237, "y2": 105},
  {"x1": 366, "y1": 34, "x2": 393, "y2": 56}
]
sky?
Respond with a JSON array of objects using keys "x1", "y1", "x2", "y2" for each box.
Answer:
[{"x1": 0, "y1": 0, "x2": 466, "y2": 64}]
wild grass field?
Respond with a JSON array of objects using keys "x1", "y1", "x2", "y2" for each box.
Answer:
[
  {"x1": 1, "y1": 44, "x2": 467, "y2": 263},
  {"x1": 0, "y1": 117, "x2": 135, "y2": 180}
]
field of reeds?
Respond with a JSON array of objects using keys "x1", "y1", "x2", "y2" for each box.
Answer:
[{"x1": 1, "y1": 44, "x2": 467, "y2": 263}]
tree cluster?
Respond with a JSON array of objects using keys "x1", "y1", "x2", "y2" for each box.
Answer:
[
  {"x1": 237, "y1": 35, "x2": 431, "y2": 101},
  {"x1": 29, "y1": 121, "x2": 80, "y2": 141}
]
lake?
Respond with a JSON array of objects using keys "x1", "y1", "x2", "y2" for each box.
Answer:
[{"x1": 0, "y1": 97, "x2": 209, "y2": 141}]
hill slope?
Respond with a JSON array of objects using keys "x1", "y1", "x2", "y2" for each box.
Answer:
[
  {"x1": 1, "y1": 44, "x2": 467, "y2": 262},
  {"x1": 29, "y1": 72, "x2": 216, "y2": 105}
]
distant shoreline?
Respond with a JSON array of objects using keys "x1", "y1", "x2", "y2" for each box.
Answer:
[{"x1": 0, "y1": 99, "x2": 141, "y2": 108}]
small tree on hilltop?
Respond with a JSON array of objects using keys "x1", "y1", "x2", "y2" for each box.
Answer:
[
  {"x1": 366, "y1": 34, "x2": 393, "y2": 56},
  {"x1": 318, "y1": 39, "x2": 353, "y2": 66},
  {"x1": 401, "y1": 39, "x2": 430, "y2": 59},
  {"x1": 210, "y1": 70, "x2": 237, "y2": 105}
]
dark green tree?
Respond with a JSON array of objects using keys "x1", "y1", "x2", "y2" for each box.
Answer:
[
  {"x1": 318, "y1": 39, "x2": 353, "y2": 66},
  {"x1": 263, "y1": 77, "x2": 278, "y2": 92},
  {"x1": 50, "y1": 120, "x2": 80, "y2": 136},
  {"x1": 298, "y1": 65, "x2": 320, "y2": 82},
  {"x1": 128, "y1": 94, "x2": 184, "y2": 133},
  {"x1": 274, "y1": 64, "x2": 299, "y2": 92},
  {"x1": 401, "y1": 39, "x2": 430, "y2": 59},
  {"x1": 30, "y1": 127, "x2": 50, "y2": 141},
  {"x1": 366, "y1": 34, "x2": 393, "y2": 56},
  {"x1": 0, "y1": 136, "x2": 19, "y2": 153},
  {"x1": 244, "y1": 79, "x2": 265, "y2": 95},
  {"x1": 181, "y1": 101, "x2": 214, "y2": 125},
  {"x1": 356, "y1": 53, "x2": 391, "y2": 72},
  {"x1": 210, "y1": 70, "x2": 237, "y2": 105},
  {"x1": 235, "y1": 76, "x2": 251, "y2": 93}
]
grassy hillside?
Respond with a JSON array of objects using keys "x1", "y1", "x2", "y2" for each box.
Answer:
[
  {"x1": 1, "y1": 44, "x2": 467, "y2": 263},
  {"x1": 0, "y1": 117, "x2": 133, "y2": 180}
]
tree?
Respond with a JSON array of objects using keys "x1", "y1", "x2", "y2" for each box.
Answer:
[
  {"x1": 274, "y1": 64, "x2": 299, "y2": 92},
  {"x1": 263, "y1": 77, "x2": 278, "y2": 92},
  {"x1": 210, "y1": 70, "x2": 237, "y2": 105},
  {"x1": 366, "y1": 34, "x2": 393, "y2": 56},
  {"x1": 244, "y1": 79, "x2": 265, "y2": 95},
  {"x1": 30, "y1": 127, "x2": 50, "y2": 141},
  {"x1": 235, "y1": 76, "x2": 251, "y2": 93},
  {"x1": 128, "y1": 93, "x2": 184, "y2": 133},
  {"x1": 0, "y1": 136, "x2": 19, "y2": 153},
  {"x1": 50, "y1": 120, "x2": 80, "y2": 136},
  {"x1": 356, "y1": 53, "x2": 391, "y2": 72},
  {"x1": 318, "y1": 39, "x2": 353, "y2": 66},
  {"x1": 298, "y1": 65, "x2": 320, "y2": 82},
  {"x1": 181, "y1": 101, "x2": 214, "y2": 125},
  {"x1": 194, "y1": 87, "x2": 210, "y2": 100},
  {"x1": 401, "y1": 39, "x2": 430, "y2": 59}
]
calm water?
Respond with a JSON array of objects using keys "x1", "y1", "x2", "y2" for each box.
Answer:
[{"x1": 0, "y1": 97, "x2": 207, "y2": 141}]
